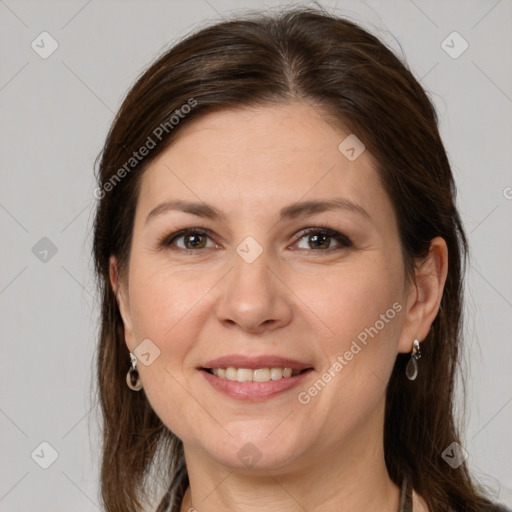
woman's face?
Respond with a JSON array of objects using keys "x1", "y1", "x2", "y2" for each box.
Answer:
[{"x1": 114, "y1": 101, "x2": 418, "y2": 472}]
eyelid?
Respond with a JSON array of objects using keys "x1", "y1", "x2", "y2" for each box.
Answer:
[
  {"x1": 161, "y1": 227, "x2": 217, "y2": 249},
  {"x1": 161, "y1": 224, "x2": 353, "y2": 252},
  {"x1": 293, "y1": 225, "x2": 353, "y2": 250}
]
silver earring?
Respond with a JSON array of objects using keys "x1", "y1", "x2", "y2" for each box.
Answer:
[
  {"x1": 126, "y1": 353, "x2": 143, "y2": 391},
  {"x1": 405, "y1": 339, "x2": 421, "y2": 381}
]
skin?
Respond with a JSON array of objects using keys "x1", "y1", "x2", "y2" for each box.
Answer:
[{"x1": 110, "y1": 101, "x2": 446, "y2": 511}]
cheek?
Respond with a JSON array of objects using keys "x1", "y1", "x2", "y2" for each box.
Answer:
[
  {"x1": 290, "y1": 253, "x2": 405, "y2": 414},
  {"x1": 296, "y1": 255, "x2": 405, "y2": 354},
  {"x1": 127, "y1": 245, "x2": 406, "y2": 380},
  {"x1": 125, "y1": 241, "x2": 407, "y2": 452},
  {"x1": 288, "y1": 260, "x2": 404, "y2": 441},
  {"x1": 127, "y1": 256, "x2": 212, "y2": 348},
  {"x1": 125, "y1": 260, "x2": 221, "y2": 442}
]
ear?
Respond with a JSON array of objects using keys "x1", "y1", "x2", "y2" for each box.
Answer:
[
  {"x1": 397, "y1": 237, "x2": 449, "y2": 354},
  {"x1": 109, "y1": 255, "x2": 135, "y2": 348}
]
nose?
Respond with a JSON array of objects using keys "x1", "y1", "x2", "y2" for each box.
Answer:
[{"x1": 215, "y1": 247, "x2": 293, "y2": 335}]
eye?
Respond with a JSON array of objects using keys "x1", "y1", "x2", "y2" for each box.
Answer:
[
  {"x1": 162, "y1": 228, "x2": 218, "y2": 251},
  {"x1": 161, "y1": 226, "x2": 353, "y2": 253},
  {"x1": 294, "y1": 226, "x2": 353, "y2": 251}
]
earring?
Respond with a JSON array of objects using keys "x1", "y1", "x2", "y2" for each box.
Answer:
[
  {"x1": 405, "y1": 339, "x2": 421, "y2": 381},
  {"x1": 126, "y1": 352, "x2": 143, "y2": 391}
]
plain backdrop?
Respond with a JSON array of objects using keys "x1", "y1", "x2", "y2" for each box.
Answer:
[{"x1": 1, "y1": 0, "x2": 511, "y2": 510}]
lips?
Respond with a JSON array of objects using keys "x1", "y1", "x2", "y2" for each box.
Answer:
[
  {"x1": 199, "y1": 354, "x2": 314, "y2": 401},
  {"x1": 202, "y1": 355, "x2": 313, "y2": 371}
]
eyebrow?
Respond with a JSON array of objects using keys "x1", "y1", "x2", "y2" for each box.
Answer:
[{"x1": 145, "y1": 197, "x2": 371, "y2": 225}]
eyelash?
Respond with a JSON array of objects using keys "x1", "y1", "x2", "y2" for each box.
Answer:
[{"x1": 160, "y1": 224, "x2": 353, "y2": 253}]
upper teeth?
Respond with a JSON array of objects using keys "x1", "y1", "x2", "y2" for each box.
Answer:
[{"x1": 211, "y1": 367, "x2": 300, "y2": 382}]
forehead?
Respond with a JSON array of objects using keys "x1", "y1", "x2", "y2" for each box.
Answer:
[
  {"x1": 157, "y1": 102, "x2": 357, "y2": 172},
  {"x1": 136, "y1": 102, "x2": 393, "y2": 227}
]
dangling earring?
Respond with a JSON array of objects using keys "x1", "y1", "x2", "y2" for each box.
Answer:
[
  {"x1": 126, "y1": 352, "x2": 143, "y2": 391},
  {"x1": 405, "y1": 339, "x2": 421, "y2": 381}
]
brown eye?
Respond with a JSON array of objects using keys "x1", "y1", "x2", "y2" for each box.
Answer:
[
  {"x1": 310, "y1": 233, "x2": 330, "y2": 249},
  {"x1": 181, "y1": 233, "x2": 207, "y2": 249},
  {"x1": 295, "y1": 228, "x2": 353, "y2": 251},
  {"x1": 164, "y1": 229, "x2": 216, "y2": 251}
]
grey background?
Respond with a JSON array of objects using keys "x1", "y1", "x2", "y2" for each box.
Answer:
[{"x1": 1, "y1": 0, "x2": 511, "y2": 510}]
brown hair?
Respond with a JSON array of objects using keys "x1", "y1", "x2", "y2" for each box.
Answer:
[{"x1": 93, "y1": 6, "x2": 494, "y2": 512}]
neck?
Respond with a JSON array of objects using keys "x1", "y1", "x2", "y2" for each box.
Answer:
[{"x1": 180, "y1": 400, "x2": 400, "y2": 512}]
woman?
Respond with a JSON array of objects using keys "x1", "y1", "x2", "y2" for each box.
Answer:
[{"x1": 92, "y1": 7, "x2": 510, "y2": 512}]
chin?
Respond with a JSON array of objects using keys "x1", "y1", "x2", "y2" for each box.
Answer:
[{"x1": 197, "y1": 428, "x2": 308, "y2": 473}]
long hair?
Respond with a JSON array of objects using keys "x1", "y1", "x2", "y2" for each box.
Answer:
[{"x1": 92, "y1": 7, "x2": 493, "y2": 511}]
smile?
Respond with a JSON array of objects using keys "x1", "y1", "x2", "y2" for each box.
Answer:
[
  {"x1": 206, "y1": 367, "x2": 304, "y2": 382},
  {"x1": 200, "y1": 358, "x2": 313, "y2": 401},
  {"x1": 200, "y1": 355, "x2": 314, "y2": 401}
]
